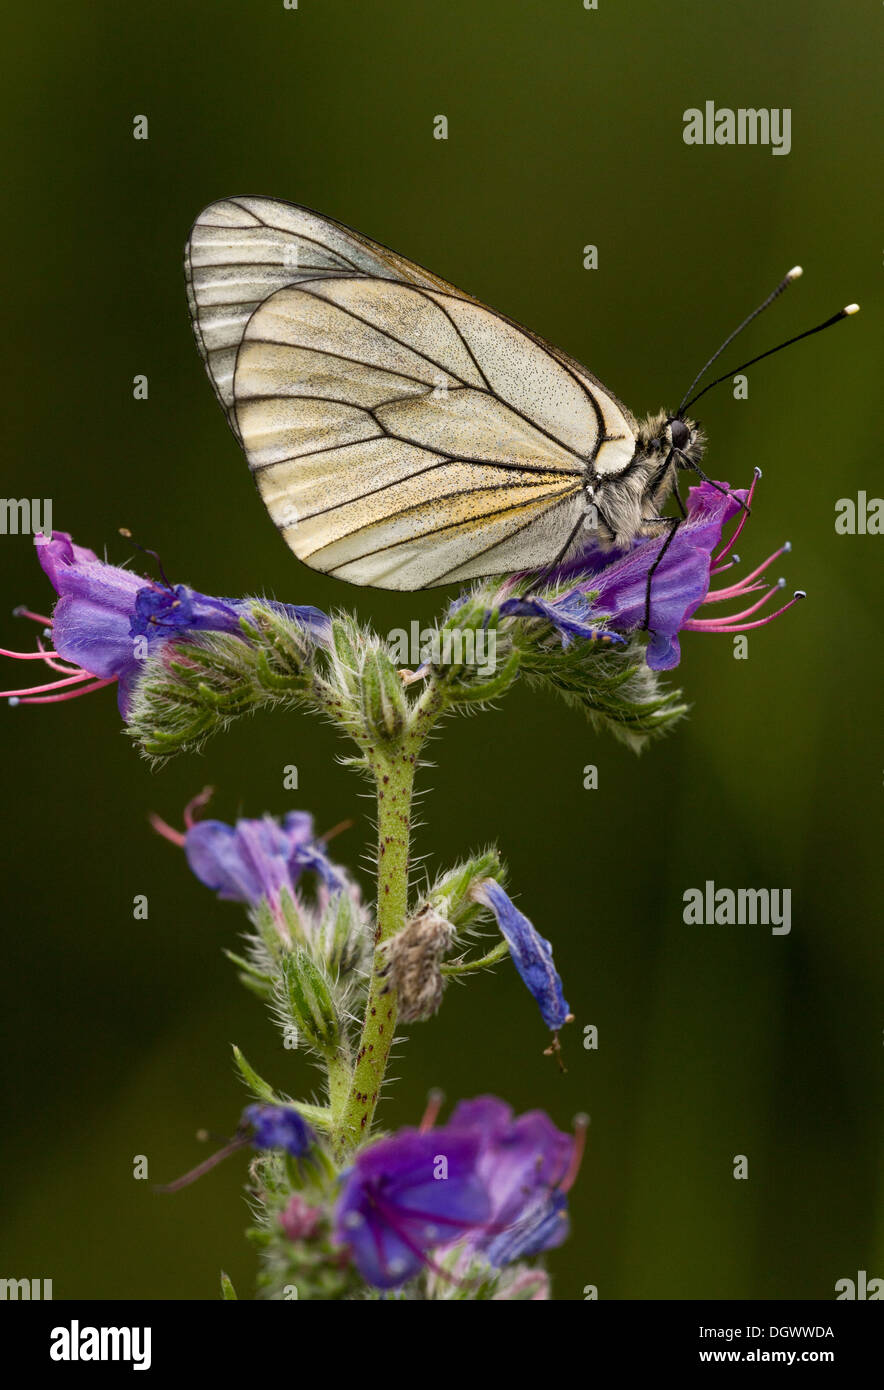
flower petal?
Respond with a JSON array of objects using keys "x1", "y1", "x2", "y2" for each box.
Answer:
[
  {"x1": 244, "y1": 1104, "x2": 314, "y2": 1156},
  {"x1": 472, "y1": 880, "x2": 571, "y2": 1030}
]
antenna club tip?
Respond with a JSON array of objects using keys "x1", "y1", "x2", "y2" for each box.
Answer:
[
  {"x1": 794, "y1": 590, "x2": 807, "y2": 600},
  {"x1": 786, "y1": 266, "x2": 803, "y2": 281},
  {"x1": 783, "y1": 540, "x2": 792, "y2": 552},
  {"x1": 731, "y1": 554, "x2": 740, "y2": 565},
  {"x1": 573, "y1": 1112, "x2": 590, "y2": 1130},
  {"x1": 8, "y1": 696, "x2": 20, "y2": 707},
  {"x1": 776, "y1": 577, "x2": 786, "y2": 588},
  {"x1": 754, "y1": 466, "x2": 763, "y2": 479},
  {"x1": 844, "y1": 303, "x2": 860, "y2": 316}
]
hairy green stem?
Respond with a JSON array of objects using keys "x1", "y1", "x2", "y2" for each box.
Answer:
[
  {"x1": 441, "y1": 939, "x2": 511, "y2": 975},
  {"x1": 331, "y1": 683, "x2": 442, "y2": 1157},
  {"x1": 326, "y1": 1049, "x2": 353, "y2": 1120}
]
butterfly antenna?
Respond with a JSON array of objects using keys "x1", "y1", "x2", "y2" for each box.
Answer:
[
  {"x1": 680, "y1": 302, "x2": 859, "y2": 415},
  {"x1": 118, "y1": 527, "x2": 174, "y2": 589},
  {"x1": 676, "y1": 266, "x2": 804, "y2": 418}
]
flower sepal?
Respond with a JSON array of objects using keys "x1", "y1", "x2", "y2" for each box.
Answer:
[
  {"x1": 360, "y1": 646, "x2": 409, "y2": 744},
  {"x1": 427, "y1": 597, "x2": 521, "y2": 707},
  {"x1": 278, "y1": 949, "x2": 345, "y2": 1058},
  {"x1": 315, "y1": 887, "x2": 369, "y2": 980},
  {"x1": 425, "y1": 850, "x2": 505, "y2": 928},
  {"x1": 127, "y1": 602, "x2": 332, "y2": 760}
]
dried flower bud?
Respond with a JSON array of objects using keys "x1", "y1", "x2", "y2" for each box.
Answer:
[{"x1": 379, "y1": 906, "x2": 454, "y2": 1022}]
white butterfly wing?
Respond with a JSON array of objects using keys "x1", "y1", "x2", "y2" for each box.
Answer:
[
  {"x1": 231, "y1": 276, "x2": 635, "y2": 589},
  {"x1": 185, "y1": 196, "x2": 461, "y2": 441},
  {"x1": 186, "y1": 197, "x2": 638, "y2": 588}
]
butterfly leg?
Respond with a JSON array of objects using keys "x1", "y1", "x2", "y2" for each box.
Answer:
[
  {"x1": 640, "y1": 512, "x2": 683, "y2": 632},
  {"x1": 674, "y1": 451, "x2": 750, "y2": 514}
]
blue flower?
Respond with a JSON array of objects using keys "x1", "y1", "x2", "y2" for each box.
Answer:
[
  {"x1": 471, "y1": 880, "x2": 571, "y2": 1031},
  {"x1": 496, "y1": 475, "x2": 803, "y2": 671},
  {"x1": 334, "y1": 1128, "x2": 492, "y2": 1288},
  {"x1": 448, "y1": 1097, "x2": 575, "y2": 1267},
  {"x1": 334, "y1": 1095, "x2": 581, "y2": 1289},
  {"x1": 183, "y1": 810, "x2": 347, "y2": 908},
  {"x1": 244, "y1": 1104, "x2": 314, "y2": 1157},
  {"x1": 1, "y1": 531, "x2": 330, "y2": 714},
  {"x1": 151, "y1": 797, "x2": 353, "y2": 941}
]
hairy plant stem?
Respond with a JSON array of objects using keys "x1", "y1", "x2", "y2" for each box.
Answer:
[{"x1": 331, "y1": 683, "x2": 443, "y2": 1159}]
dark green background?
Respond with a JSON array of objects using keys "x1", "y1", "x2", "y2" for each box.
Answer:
[{"x1": 1, "y1": 0, "x2": 881, "y2": 1300}]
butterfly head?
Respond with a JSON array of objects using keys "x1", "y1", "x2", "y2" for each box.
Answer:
[
  {"x1": 634, "y1": 410, "x2": 706, "y2": 477},
  {"x1": 644, "y1": 412, "x2": 706, "y2": 471}
]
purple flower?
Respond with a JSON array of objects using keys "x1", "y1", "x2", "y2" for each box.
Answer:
[
  {"x1": 334, "y1": 1128, "x2": 492, "y2": 1288},
  {"x1": 448, "y1": 1097, "x2": 576, "y2": 1267},
  {"x1": 244, "y1": 1104, "x2": 314, "y2": 1157},
  {"x1": 471, "y1": 880, "x2": 571, "y2": 1031},
  {"x1": 151, "y1": 794, "x2": 349, "y2": 936},
  {"x1": 185, "y1": 812, "x2": 347, "y2": 902},
  {"x1": 334, "y1": 1096, "x2": 582, "y2": 1289},
  {"x1": 498, "y1": 473, "x2": 804, "y2": 670},
  {"x1": 1, "y1": 531, "x2": 329, "y2": 714}
]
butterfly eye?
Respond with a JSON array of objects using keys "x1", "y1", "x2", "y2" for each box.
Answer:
[{"x1": 668, "y1": 418, "x2": 691, "y2": 451}]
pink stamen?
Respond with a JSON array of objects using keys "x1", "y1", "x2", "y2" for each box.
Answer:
[
  {"x1": 0, "y1": 646, "x2": 65, "y2": 660},
  {"x1": 696, "y1": 583, "x2": 787, "y2": 626},
  {"x1": 13, "y1": 607, "x2": 52, "y2": 625},
  {"x1": 12, "y1": 679, "x2": 115, "y2": 705},
  {"x1": 155, "y1": 1134, "x2": 249, "y2": 1194},
  {"x1": 684, "y1": 591, "x2": 805, "y2": 634},
  {"x1": 559, "y1": 1114, "x2": 589, "y2": 1195},
  {"x1": 710, "y1": 554, "x2": 741, "y2": 576},
  {"x1": 149, "y1": 813, "x2": 186, "y2": 848},
  {"x1": 39, "y1": 653, "x2": 84, "y2": 675},
  {"x1": 419, "y1": 1089, "x2": 445, "y2": 1134},
  {"x1": 713, "y1": 542, "x2": 792, "y2": 597},
  {"x1": 702, "y1": 579, "x2": 768, "y2": 604},
  {"x1": 184, "y1": 786, "x2": 215, "y2": 829},
  {"x1": 692, "y1": 581, "x2": 786, "y2": 628},
  {"x1": 0, "y1": 670, "x2": 100, "y2": 698},
  {"x1": 318, "y1": 818, "x2": 354, "y2": 845},
  {"x1": 712, "y1": 468, "x2": 761, "y2": 567}
]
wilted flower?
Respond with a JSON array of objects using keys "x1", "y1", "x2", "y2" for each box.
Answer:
[
  {"x1": 379, "y1": 906, "x2": 455, "y2": 1022},
  {"x1": 497, "y1": 472, "x2": 804, "y2": 670},
  {"x1": 334, "y1": 1095, "x2": 582, "y2": 1289},
  {"x1": 470, "y1": 880, "x2": 571, "y2": 1032},
  {"x1": 1, "y1": 530, "x2": 329, "y2": 714}
]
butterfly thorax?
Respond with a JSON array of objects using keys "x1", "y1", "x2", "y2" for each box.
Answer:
[{"x1": 586, "y1": 411, "x2": 705, "y2": 548}]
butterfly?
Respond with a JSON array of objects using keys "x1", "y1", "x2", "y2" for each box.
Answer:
[{"x1": 185, "y1": 196, "x2": 856, "y2": 609}]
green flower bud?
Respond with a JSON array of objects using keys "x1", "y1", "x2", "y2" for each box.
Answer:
[
  {"x1": 280, "y1": 949, "x2": 341, "y2": 1055},
  {"x1": 316, "y1": 888, "x2": 368, "y2": 978},
  {"x1": 428, "y1": 850, "x2": 505, "y2": 927},
  {"x1": 361, "y1": 648, "x2": 408, "y2": 743}
]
